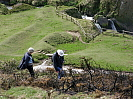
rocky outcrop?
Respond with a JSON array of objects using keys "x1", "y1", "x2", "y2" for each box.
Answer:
[
  {"x1": 1, "y1": 0, "x2": 133, "y2": 31},
  {"x1": 116, "y1": 0, "x2": 133, "y2": 31},
  {"x1": 65, "y1": 8, "x2": 82, "y2": 19},
  {"x1": 96, "y1": 17, "x2": 108, "y2": 28},
  {"x1": 78, "y1": 0, "x2": 133, "y2": 31}
]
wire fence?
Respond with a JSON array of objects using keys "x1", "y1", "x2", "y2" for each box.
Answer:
[
  {"x1": 55, "y1": 7, "x2": 133, "y2": 41},
  {"x1": 103, "y1": 28, "x2": 133, "y2": 38},
  {"x1": 122, "y1": 30, "x2": 133, "y2": 36},
  {"x1": 55, "y1": 10, "x2": 86, "y2": 36},
  {"x1": 55, "y1": 8, "x2": 102, "y2": 42}
]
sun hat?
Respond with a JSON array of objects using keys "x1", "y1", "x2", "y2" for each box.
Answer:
[
  {"x1": 57, "y1": 49, "x2": 64, "y2": 56},
  {"x1": 28, "y1": 47, "x2": 34, "y2": 53}
]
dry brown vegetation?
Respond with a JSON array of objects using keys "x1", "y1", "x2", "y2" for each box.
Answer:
[{"x1": 1, "y1": 59, "x2": 133, "y2": 98}]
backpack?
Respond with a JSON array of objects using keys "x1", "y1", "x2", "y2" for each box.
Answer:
[{"x1": 17, "y1": 54, "x2": 27, "y2": 70}]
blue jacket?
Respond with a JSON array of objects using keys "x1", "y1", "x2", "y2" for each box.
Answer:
[
  {"x1": 18, "y1": 52, "x2": 34, "y2": 69},
  {"x1": 52, "y1": 52, "x2": 64, "y2": 71}
]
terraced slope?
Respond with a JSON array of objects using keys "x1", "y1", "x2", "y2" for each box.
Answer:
[{"x1": 0, "y1": 6, "x2": 79, "y2": 60}]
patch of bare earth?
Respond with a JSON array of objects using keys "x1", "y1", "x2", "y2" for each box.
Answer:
[{"x1": 67, "y1": 31, "x2": 89, "y2": 44}]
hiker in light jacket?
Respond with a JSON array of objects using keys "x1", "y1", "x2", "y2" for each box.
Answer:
[
  {"x1": 18, "y1": 47, "x2": 35, "y2": 77},
  {"x1": 52, "y1": 49, "x2": 64, "y2": 79}
]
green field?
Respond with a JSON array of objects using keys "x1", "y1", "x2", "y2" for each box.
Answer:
[
  {"x1": 0, "y1": 6, "x2": 79, "y2": 60},
  {"x1": 0, "y1": 6, "x2": 133, "y2": 72},
  {"x1": 64, "y1": 33, "x2": 133, "y2": 71}
]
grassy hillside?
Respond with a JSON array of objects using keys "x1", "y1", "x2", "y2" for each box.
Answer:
[
  {"x1": 57, "y1": 31, "x2": 133, "y2": 72},
  {"x1": 1, "y1": 5, "x2": 133, "y2": 72},
  {"x1": 1, "y1": 5, "x2": 133, "y2": 99},
  {"x1": 0, "y1": 86, "x2": 99, "y2": 99},
  {"x1": 0, "y1": 5, "x2": 79, "y2": 60}
]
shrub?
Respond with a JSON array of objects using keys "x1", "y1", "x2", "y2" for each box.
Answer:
[
  {"x1": 77, "y1": 19, "x2": 98, "y2": 43},
  {"x1": 56, "y1": 0, "x2": 78, "y2": 6},
  {"x1": 32, "y1": 0, "x2": 47, "y2": 6},
  {"x1": 16, "y1": 0, "x2": 47, "y2": 6},
  {"x1": 0, "y1": 59, "x2": 18, "y2": 74},
  {"x1": 43, "y1": 32, "x2": 74, "y2": 46},
  {"x1": 9, "y1": 3, "x2": 36, "y2": 13},
  {"x1": 0, "y1": 3, "x2": 9, "y2": 15},
  {"x1": 28, "y1": 0, "x2": 33, "y2": 4},
  {"x1": 10, "y1": 0, "x2": 17, "y2": 5},
  {"x1": 33, "y1": 53, "x2": 48, "y2": 62}
]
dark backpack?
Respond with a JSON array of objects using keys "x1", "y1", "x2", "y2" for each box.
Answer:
[{"x1": 18, "y1": 54, "x2": 27, "y2": 70}]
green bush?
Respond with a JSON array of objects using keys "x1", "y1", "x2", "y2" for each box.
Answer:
[
  {"x1": 0, "y1": 3, "x2": 9, "y2": 15},
  {"x1": 33, "y1": 53, "x2": 48, "y2": 62},
  {"x1": 0, "y1": 59, "x2": 18, "y2": 74},
  {"x1": 10, "y1": 0, "x2": 17, "y2": 5},
  {"x1": 28, "y1": 0, "x2": 33, "y2": 4},
  {"x1": 9, "y1": 3, "x2": 36, "y2": 13},
  {"x1": 16, "y1": 0, "x2": 47, "y2": 6},
  {"x1": 43, "y1": 32, "x2": 74, "y2": 46},
  {"x1": 77, "y1": 19, "x2": 98, "y2": 43},
  {"x1": 32, "y1": 0, "x2": 47, "y2": 6},
  {"x1": 56, "y1": 0, "x2": 78, "y2": 6}
]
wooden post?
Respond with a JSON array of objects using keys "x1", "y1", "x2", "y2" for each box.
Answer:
[
  {"x1": 112, "y1": 31, "x2": 115, "y2": 36},
  {"x1": 57, "y1": 12, "x2": 59, "y2": 17},
  {"x1": 122, "y1": 30, "x2": 125, "y2": 37},
  {"x1": 71, "y1": 17, "x2": 72, "y2": 22},
  {"x1": 66, "y1": 14, "x2": 67, "y2": 20},
  {"x1": 62, "y1": 13, "x2": 63, "y2": 19}
]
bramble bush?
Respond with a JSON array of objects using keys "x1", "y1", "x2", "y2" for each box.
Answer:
[
  {"x1": 0, "y1": 3, "x2": 9, "y2": 15},
  {"x1": 9, "y1": 3, "x2": 36, "y2": 13},
  {"x1": 0, "y1": 59, "x2": 18, "y2": 74},
  {"x1": 33, "y1": 53, "x2": 48, "y2": 63}
]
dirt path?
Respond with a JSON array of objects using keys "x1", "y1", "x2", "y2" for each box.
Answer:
[
  {"x1": 67, "y1": 31, "x2": 89, "y2": 44},
  {"x1": 33, "y1": 60, "x2": 84, "y2": 73}
]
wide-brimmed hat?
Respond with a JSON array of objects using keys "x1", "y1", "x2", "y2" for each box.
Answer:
[{"x1": 57, "y1": 49, "x2": 64, "y2": 56}]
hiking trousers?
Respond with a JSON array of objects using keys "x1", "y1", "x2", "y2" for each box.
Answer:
[{"x1": 27, "y1": 65, "x2": 34, "y2": 77}]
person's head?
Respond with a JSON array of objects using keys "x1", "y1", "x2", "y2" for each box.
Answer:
[
  {"x1": 57, "y1": 49, "x2": 64, "y2": 56},
  {"x1": 28, "y1": 47, "x2": 34, "y2": 54}
]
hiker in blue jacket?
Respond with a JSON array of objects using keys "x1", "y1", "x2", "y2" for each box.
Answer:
[
  {"x1": 18, "y1": 47, "x2": 35, "y2": 77},
  {"x1": 52, "y1": 49, "x2": 64, "y2": 79}
]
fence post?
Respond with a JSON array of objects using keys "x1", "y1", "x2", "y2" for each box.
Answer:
[
  {"x1": 73, "y1": 18, "x2": 75, "y2": 24},
  {"x1": 71, "y1": 16, "x2": 72, "y2": 22},
  {"x1": 62, "y1": 13, "x2": 63, "y2": 19},
  {"x1": 66, "y1": 14, "x2": 67, "y2": 20},
  {"x1": 112, "y1": 31, "x2": 114, "y2": 36},
  {"x1": 58, "y1": 12, "x2": 60, "y2": 17},
  {"x1": 122, "y1": 30, "x2": 125, "y2": 37},
  {"x1": 55, "y1": 10, "x2": 88, "y2": 41},
  {"x1": 56, "y1": 11, "x2": 59, "y2": 16}
]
